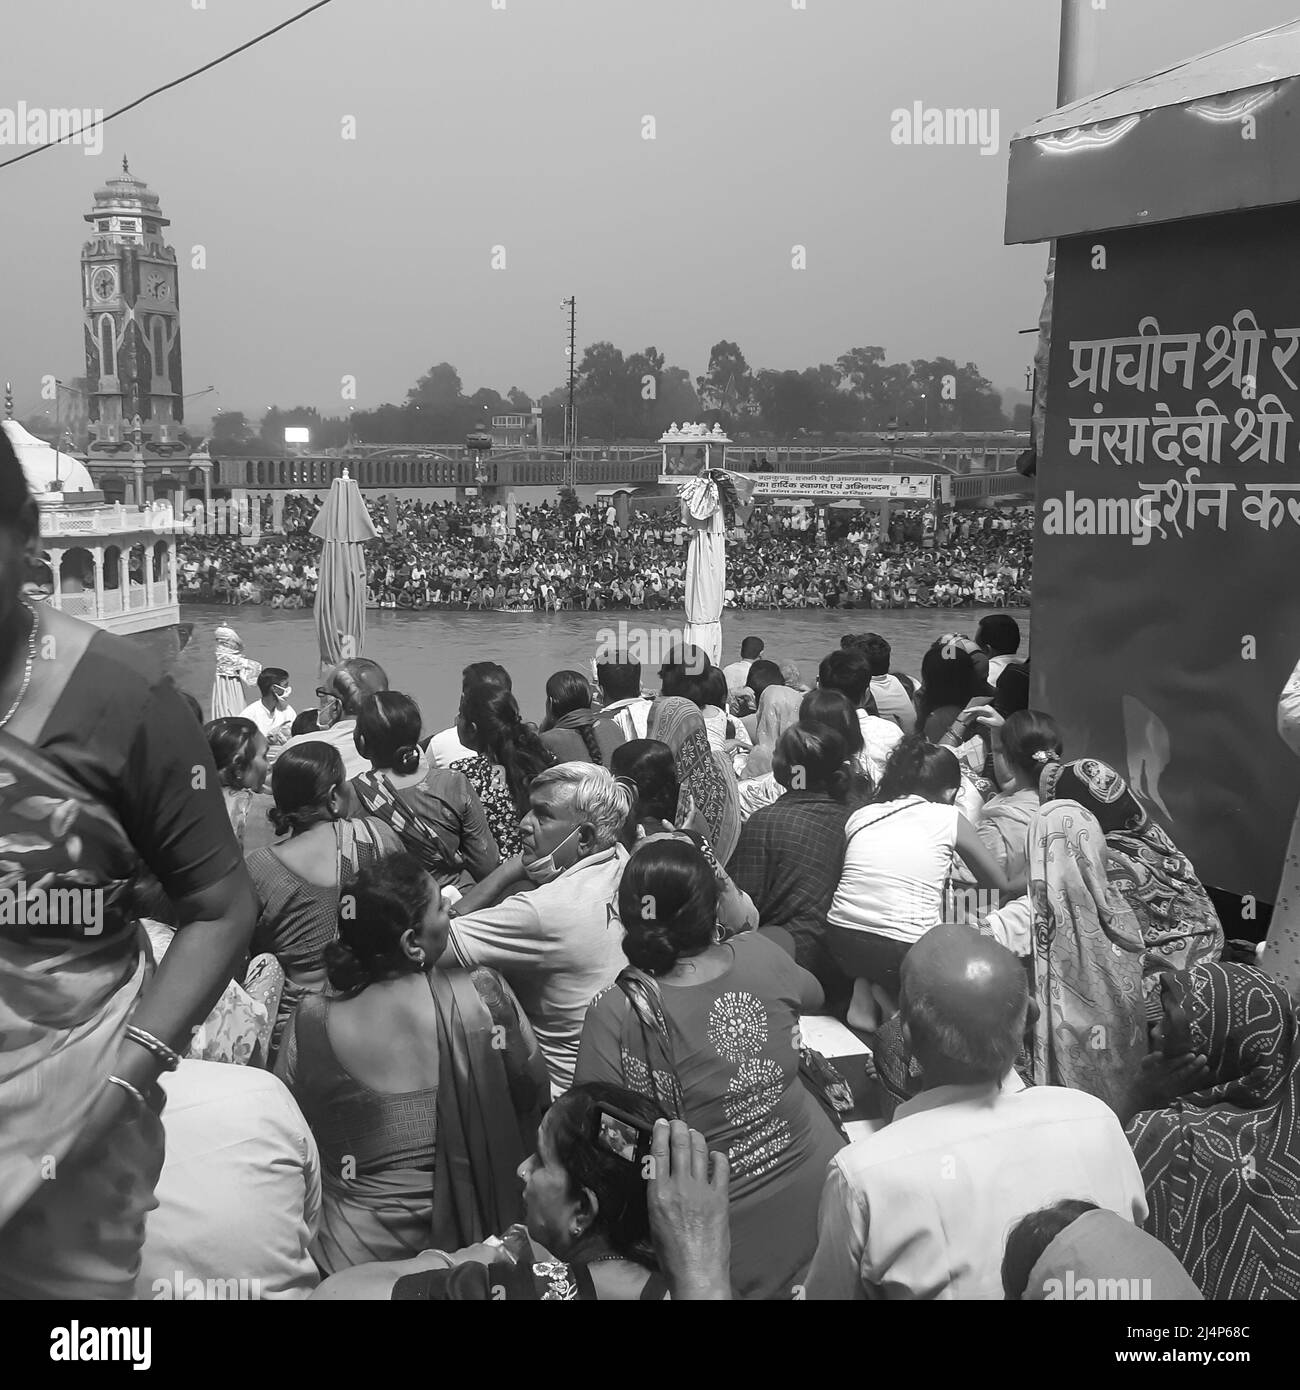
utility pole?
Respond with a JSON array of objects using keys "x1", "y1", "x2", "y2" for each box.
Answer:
[{"x1": 562, "y1": 296, "x2": 576, "y2": 490}]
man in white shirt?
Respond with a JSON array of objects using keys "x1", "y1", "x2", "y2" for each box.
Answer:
[
  {"x1": 442, "y1": 763, "x2": 629, "y2": 1096},
  {"x1": 279, "y1": 657, "x2": 387, "y2": 782},
  {"x1": 139, "y1": 1060, "x2": 322, "y2": 1300},
  {"x1": 817, "y1": 648, "x2": 903, "y2": 789},
  {"x1": 846, "y1": 633, "x2": 917, "y2": 735},
  {"x1": 723, "y1": 636, "x2": 764, "y2": 694},
  {"x1": 805, "y1": 927, "x2": 1148, "y2": 1300},
  {"x1": 596, "y1": 656, "x2": 652, "y2": 742},
  {"x1": 239, "y1": 667, "x2": 297, "y2": 752},
  {"x1": 976, "y1": 613, "x2": 1022, "y2": 686},
  {"x1": 426, "y1": 661, "x2": 511, "y2": 768}
]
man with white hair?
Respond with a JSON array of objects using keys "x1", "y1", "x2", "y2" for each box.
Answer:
[{"x1": 439, "y1": 763, "x2": 631, "y2": 1095}]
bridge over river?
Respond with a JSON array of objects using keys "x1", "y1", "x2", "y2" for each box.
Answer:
[{"x1": 211, "y1": 431, "x2": 1033, "y2": 507}]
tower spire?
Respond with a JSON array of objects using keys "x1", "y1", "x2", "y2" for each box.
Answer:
[{"x1": 122, "y1": 154, "x2": 129, "y2": 175}]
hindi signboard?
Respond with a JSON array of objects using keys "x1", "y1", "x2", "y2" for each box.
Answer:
[
  {"x1": 1036, "y1": 203, "x2": 1300, "y2": 898},
  {"x1": 658, "y1": 473, "x2": 938, "y2": 500}
]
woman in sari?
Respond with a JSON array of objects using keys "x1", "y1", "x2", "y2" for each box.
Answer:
[
  {"x1": 538, "y1": 670, "x2": 626, "y2": 766},
  {"x1": 1121, "y1": 963, "x2": 1300, "y2": 1300},
  {"x1": 246, "y1": 743, "x2": 402, "y2": 1058},
  {"x1": 277, "y1": 855, "x2": 547, "y2": 1274},
  {"x1": 311, "y1": 1084, "x2": 679, "y2": 1300},
  {"x1": 576, "y1": 840, "x2": 841, "y2": 1300},
  {"x1": 0, "y1": 431, "x2": 256, "y2": 1297},
  {"x1": 609, "y1": 739, "x2": 757, "y2": 935},
  {"x1": 206, "y1": 716, "x2": 278, "y2": 854},
  {"x1": 352, "y1": 692, "x2": 499, "y2": 889},
  {"x1": 646, "y1": 696, "x2": 741, "y2": 865},
  {"x1": 1040, "y1": 758, "x2": 1223, "y2": 986},
  {"x1": 739, "y1": 681, "x2": 802, "y2": 779},
  {"x1": 1027, "y1": 798, "x2": 1147, "y2": 1111}
]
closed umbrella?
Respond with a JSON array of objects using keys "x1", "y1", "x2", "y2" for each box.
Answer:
[{"x1": 311, "y1": 468, "x2": 377, "y2": 668}]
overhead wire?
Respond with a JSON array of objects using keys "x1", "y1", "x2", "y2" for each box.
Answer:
[{"x1": 0, "y1": 0, "x2": 336, "y2": 172}]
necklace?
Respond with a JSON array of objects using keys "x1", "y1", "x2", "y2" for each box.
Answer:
[
  {"x1": 0, "y1": 603, "x2": 38, "y2": 730},
  {"x1": 584, "y1": 1254, "x2": 631, "y2": 1265}
]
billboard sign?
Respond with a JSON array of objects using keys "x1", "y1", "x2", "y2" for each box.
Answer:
[{"x1": 1036, "y1": 203, "x2": 1300, "y2": 898}]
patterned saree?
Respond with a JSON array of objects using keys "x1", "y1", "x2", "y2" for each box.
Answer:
[{"x1": 0, "y1": 729, "x2": 163, "y2": 1298}]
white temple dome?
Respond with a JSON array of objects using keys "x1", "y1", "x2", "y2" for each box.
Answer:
[{"x1": 2, "y1": 420, "x2": 95, "y2": 496}]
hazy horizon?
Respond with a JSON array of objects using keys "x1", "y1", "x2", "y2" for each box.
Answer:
[{"x1": 3, "y1": 0, "x2": 1298, "y2": 426}]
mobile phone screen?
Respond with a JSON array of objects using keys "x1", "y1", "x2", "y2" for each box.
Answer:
[{"x1": 595, "y1": 1108, "x2": 651, "y2": 1165}]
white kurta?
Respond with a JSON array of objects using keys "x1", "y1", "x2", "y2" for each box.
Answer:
[
  {"x1": 1262, "y1": 655, "x2": 1300, "y2": 1003},
  {"x1": 680, "y1": 476, "x2": 725, "y2": 667}
]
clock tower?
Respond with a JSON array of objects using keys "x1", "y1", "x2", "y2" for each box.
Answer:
[{"x1": 82, "y1": 158, "x2": 184, "y2": 458}]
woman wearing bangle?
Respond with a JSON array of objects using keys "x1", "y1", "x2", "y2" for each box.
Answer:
[{"x1": 0, "y1": 429, "x2": 256, "y2": 1298}]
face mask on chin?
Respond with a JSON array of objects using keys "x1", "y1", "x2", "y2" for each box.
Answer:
[{"x1": 523, "y1": 827, "x2": 584, "y2": 885}]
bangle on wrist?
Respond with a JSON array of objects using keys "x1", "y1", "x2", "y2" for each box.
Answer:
[
  {"x1": 107, "y1": 1074, "x2": 148, "y2": 1108},
  {"x1": 125, "y1": 1025, "x2": 181, "y2": 1072}
]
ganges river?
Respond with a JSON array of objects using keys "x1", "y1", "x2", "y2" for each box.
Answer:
[{"x1": 167, "y1": 605, "x2": 1030, "y2": 727}]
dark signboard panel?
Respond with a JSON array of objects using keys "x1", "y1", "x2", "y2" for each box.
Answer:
[{"x1": 1034, "y1": 203, "x2": 1300, "y2": 899}]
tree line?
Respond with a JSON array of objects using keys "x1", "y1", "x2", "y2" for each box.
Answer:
[{"x1": 204, "y1": 340, "x2": 1022, "y2": 456}]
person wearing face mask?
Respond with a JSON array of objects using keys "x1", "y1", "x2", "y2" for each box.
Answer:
[
  {"x1": 240, "y1": 667, "x2": 297, "y2": 756},
  {"x1": 439, "y1": 764, "x2": 633, "y2": 1096},
  {"x1": 280, "y1": 657, "x2": 389, "y2": 782}
]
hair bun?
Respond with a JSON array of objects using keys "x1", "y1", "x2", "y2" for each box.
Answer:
[
  {"x1": 393, "y1": 745, "x2": 421, "y2": 775},
  {"x1": 1031, "y1": 749, "x2": 1059, "y2": 766}
]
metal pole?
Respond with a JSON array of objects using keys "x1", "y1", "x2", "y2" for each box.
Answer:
[
  {"x1": 1033, "y1": 0, "x2": 1102, "y2": 458},
  {"x1": 565, "y1": 296, "x2": 577, "y2": 490}
]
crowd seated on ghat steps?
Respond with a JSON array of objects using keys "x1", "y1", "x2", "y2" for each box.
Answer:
[{"x1": 3, "y1": 407, "x2": 1294, "y2": 1300}]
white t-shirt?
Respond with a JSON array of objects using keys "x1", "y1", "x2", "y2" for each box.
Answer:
[
  {"x1": 426, "y1": 725, "x2": 476, "y2": 769},
  {"x1": 870, "y1": 674, "x2": 916, "y2": 735},
  {"x1": 140, "y1": 1061, "x2": 321, "y2": 1300},
  {"x1": 829, "y1": 795, "x2": 959, "y2": 943},
  {"x1": 856, "y1": 710, "x2": 904, "y2": 788},
  {"x1": 723, "y1": 659, "x2": 755, "y2": 693},
  {"x1": 239, "y1": 698, "x2": 297, "y2": 745}
]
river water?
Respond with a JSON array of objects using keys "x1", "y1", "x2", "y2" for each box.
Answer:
[{"x1": 168, "y1": 604, "x2": 1029, "y2": 729}]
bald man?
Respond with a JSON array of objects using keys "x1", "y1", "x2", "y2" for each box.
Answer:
[{"x1": 804, "y1": 926, "x2": 1147, "y2": 1300}]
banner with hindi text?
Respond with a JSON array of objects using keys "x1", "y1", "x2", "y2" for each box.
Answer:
[{"x1": 1034, "y1": 204, "x2": 1300, "y2": 899}]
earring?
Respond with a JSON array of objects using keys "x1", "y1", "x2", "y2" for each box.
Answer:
[{"x1": 712, "y1": 923, "x2": 726, "y2": 945}]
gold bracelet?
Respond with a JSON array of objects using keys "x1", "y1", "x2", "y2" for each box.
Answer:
[
  {"x1": 125, "y1": 1025, "x2": 181, "y2": 1072},
  {"x1": 107, "y1": 1074, "x2": 148, "y2": 1108}
]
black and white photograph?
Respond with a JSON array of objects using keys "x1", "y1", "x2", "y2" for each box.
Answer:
[{"x1": 0, "y1": 0, "x2": 1296, "y2": 1352}]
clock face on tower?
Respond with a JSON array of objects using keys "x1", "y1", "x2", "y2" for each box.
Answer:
[
  {"x1": 144, "y1": 272, "x2": 172, "y2": 302},
  {"x1": 91, "y1": 266, "x2": 118, "y2": 302}
]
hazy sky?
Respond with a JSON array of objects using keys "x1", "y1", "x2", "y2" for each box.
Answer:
[{"x1": 3, "y1": 0, "x2": 1298, "y2": 427}]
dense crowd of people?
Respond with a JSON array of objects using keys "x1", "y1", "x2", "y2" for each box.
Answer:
[
  {"x1": 175, "y1": 493, "x2": 1033, "y2": 611},
  {"x1": 7, "y1": 410, "x2": 1297, "y2": 1305}
]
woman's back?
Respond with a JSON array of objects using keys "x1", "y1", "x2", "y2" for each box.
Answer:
[
  {"x1": 830, "y1": 796, "x2": 959, "y2": 942},
  {"x1": 575, "y1": 932, "x2": 843, "y2": 1299}
]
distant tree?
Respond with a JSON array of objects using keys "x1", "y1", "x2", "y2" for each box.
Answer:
[
  {"x1": 1011, "y1": 402, "x2": 1031, "y2": 431},
  {"x1": 506, "y1": 386, "x2": 533, "y2": 413},
  {"x1": 557, "y1": 485, "x2": 579, "y2": 520},
  {"x1": 209, "y1": 409, "x2": 259, "y2": 456}
]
